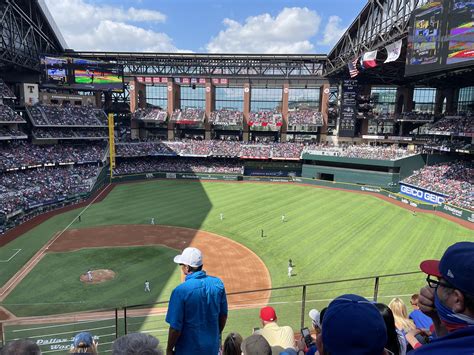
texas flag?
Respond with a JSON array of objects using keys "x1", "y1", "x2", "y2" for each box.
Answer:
[{"x1": 362, "y1": 50, "x2": 378, "y2": 68}]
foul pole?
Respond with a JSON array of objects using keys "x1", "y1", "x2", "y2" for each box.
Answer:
[{"x1": 108, "y1": 113, "x2": 115, "y2": 182}]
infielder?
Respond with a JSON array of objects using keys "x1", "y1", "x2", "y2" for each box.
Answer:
[
  {"x1": 220, "y1": 213, "x2": 224, "y2": 221},
  {"x1": 144, "y1": 280, "x2": 151, "y2": 292},
  {"x1": 87, "y1": 270, "x2": 93, "y2": 282},
  {"x1": 288, "y1": 265, "x2": 293, "y2": 278},
  {"x1": 151, "y1": 217, "x2": 155, "y2": 225},
  {"x1": 281, "y1": 214, "x2": 285, "y2": 222}
]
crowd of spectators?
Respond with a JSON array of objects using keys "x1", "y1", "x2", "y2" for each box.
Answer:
[
  {"x1": 114, "y1": 157, "x2": 244, "y2": 175},
  {"x1": 33, "y1": 128, "x2": 108, "y2": 139},
  {"x1": 248, "y1": 110, "x2": 283, "y2": 127},
  {"x1": 0, "y1": 127, "x2": 26, "y2": 139},
  {"x1": 115, "y1": 140, "x2": 417, "y2": 161},
  {"x1": 0, "y1": 104, "x2": 25, "y2": 122},
  {"x1": 403, "y1": 160, "x2": 473, "y2": 210},
  {"x1": 425, "y1": 115, "x2": 474, "y2": 135},
  {"x1": 27, "y1": 104, "x2": 107, "y2": 126},
  {"x1": 132, "y1": 108, "x2": 168, "y2": 122},
  {"x1": 210, "y1": 109, "x2": 243, "y2": 126},
  {"x1": 288, "y1": 110, "x2": 323, "y2": 126},
  {"x1": 305, "y1": 143, "x2": 416, "y2": 160},
  {"x1": 423, "y1": 137, "x2": 472, "y2": 152},
  {"x1": 170, "y1": 108, "x2": 205, "y2": 124},
  {"x1": 0, "y1": 78, "x2": 15, "y2": 98},
  {"x1": 396, "y1": 112, "x2": 435, "y2": 121},
  {"x1": 0, "y1": 164, "x2": 100, "y2": 216},
  {"x1": 0, "y1": 141, "x2": 106, "y2": 172}
]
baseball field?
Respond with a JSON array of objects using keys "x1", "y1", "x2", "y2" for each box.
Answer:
[{"x1": 0, "y1": 179, "x2": 472, "y2": 352}]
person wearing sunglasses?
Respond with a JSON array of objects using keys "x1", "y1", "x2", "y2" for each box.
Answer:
[{"x1": 409, "y1": 241, "x2": 474, "y2": 354}]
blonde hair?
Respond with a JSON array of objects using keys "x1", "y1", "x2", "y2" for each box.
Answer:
[{"x1": 388, "y1": 297, "x2": 416, "y2": 332}]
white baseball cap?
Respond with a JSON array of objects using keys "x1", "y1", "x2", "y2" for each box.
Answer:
[
  {"x1": 309, "y1": 309, "x2": 321, "y2": 328},
  {"x1": 173, "y1": 247, "x2": 203, "y2": 267}
]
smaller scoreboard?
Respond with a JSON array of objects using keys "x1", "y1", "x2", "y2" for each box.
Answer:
[
  {"x1": 40, "y1": 56, "x2": 124, "y2": 92},
  {"x1": 338, "y1": 80, "x2": 358, "y2": 137}
]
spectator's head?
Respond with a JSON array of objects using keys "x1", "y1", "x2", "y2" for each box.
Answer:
[
  {"x1": 388, "y1": 298, "x2": 415, "y2": 332},
  {"x1": 241, "y1": 334, "x2": 271, "y2": 355},
  {"x1": 420, "y1": 241, "x2": 474, "y2": 327},
  {"x1": 70, "y1": 332, "x2": 97, "y2": 354},
  {"x1": 375, "y1": 303, "x2": 401, "y2": 355},
  {"x1": 308, "y1": 308, "x2": 321, "y2": 334},
  {"x1": 173, "y1": 247, "x2": 203, "y2": 275},
  {"x1": 320, "y1": 294, "x2": 387, "y2": 355},
  {"x1": 222, "y1": 332, "x2": 243, "y2": 355},
  {"x1": 1, "y1": 339, "x2": 41, "y2": 355},
  {"x1": 112, "y1": 333, "x2": 162, "y2": 355},
  {"x1": 410, "y1": 294, "x2": 420, "y2": 310},
  {"x1": 259, "y1": 306, "x2": 277, "y2": 326}
]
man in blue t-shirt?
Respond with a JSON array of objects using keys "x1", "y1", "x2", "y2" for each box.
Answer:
[
  {"x1": 165, "y1": 247, "x2": 228, "y2": 355},
  {"x1": 409, "y1": 242, "x2": 474, "y2": 354},
  {"x1": 409, "y1": 294, "x2": 434, "y2": 330}
]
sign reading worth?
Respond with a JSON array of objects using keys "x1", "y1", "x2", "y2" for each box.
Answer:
[{"x1": 338, "y1": 79, "x2": 358, "y2": 137}]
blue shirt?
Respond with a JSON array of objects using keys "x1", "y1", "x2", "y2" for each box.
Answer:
[
  {"x1": 409, "y1": 326, "x2": 474, "y2": 355},
  {"x1": 166, "y1": 270, "x2": 228, "y2": 355},
  {"x1": 409, "y1": 309, "x2": 434, "y2": 330}
]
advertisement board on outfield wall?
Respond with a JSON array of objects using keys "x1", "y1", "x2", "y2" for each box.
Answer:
[{"x1": 399, "y1": 183, "x2": 448, "y2": 205}]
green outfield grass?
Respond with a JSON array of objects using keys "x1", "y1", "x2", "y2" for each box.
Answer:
[{"x1": 0, "y1": 180, "x2": 472, "y2": 350}]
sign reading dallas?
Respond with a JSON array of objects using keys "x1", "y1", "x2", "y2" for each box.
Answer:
[{"x1": 399, "y1": 183, "x2": 447, "y2": 205}]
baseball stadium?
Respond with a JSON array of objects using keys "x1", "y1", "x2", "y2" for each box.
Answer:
[{"x1": 0, "y1": 0, "x2": 473, "y2": 354}]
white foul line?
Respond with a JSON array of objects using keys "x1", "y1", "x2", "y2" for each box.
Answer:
[
  {"x1": 0, "y1": 185, "x2": 111, "y2": 297},
  {"x1": 0, "y1": 249, "x2": 22, "y2": 263}
]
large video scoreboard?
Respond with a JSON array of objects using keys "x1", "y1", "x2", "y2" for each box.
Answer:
[
  {"x1": 40, "y1": 56, "x2": 124, "y2": 92},
  {"x1": 405, "y1": 0, "x2": 474, "y2": 76}
]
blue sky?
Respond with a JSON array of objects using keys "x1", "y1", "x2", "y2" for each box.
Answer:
[{"x1": 45, "y1": 0, "x2": 367, "y2": 54}]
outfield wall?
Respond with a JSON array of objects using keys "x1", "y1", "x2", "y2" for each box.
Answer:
[{"x1": 111, "y1": 172, "x2": 473, "y2": 225}]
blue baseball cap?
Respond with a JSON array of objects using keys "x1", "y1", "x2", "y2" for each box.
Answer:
[
  {"x1": 420, "y1": 241, "x2": 474, "y2": 296},
  {"x1": 73, "y1": 332, "x2": 93, "y2": 347},
  {"x1": 322, "y1": 294, "x2": 387, "y2": 355}
]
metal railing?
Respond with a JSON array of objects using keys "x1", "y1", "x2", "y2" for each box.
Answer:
[{"x1": 1, "y1": 270, "x2": 424, "y2": 353}]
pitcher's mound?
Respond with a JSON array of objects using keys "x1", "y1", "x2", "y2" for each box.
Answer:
[{"x1": 80, "y1": 269, "x2": 116, "y2": 284}]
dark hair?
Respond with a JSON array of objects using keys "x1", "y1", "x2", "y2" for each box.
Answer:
[
  {"x1": 112, "y1": 332, "x2": 162, "y2": 355},
  {"x1": 375, "y1": 303, "x2": 400, "y2": 355},
  {"x1": 188, "y1": 265, "x2": 203, "y2": 273},
  {"x1": 1, "y1": 339, "x2": 41, "y2": 355},
  {"x1": 223, "y1": 332, "x2": 243, "y2": 355}
]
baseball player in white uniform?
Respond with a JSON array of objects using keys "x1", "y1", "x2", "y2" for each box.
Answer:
[
  {"x1": 151, "y1": 218, "x2": 155, "y2": 225},
  {"x1": 87, "y1": 270, "x2": 93, "y2": 282},
  {"x1": 220, "y1": 213, "x2": 224, "y2": 221},
  {"x1": 288, "y1": 265, "x2": 293, "y2": 278},
  {"x1": 144, "y1": 280, "x2": 151, "y2": 292},
  {"x1": 281, "y1": 214, "x2": 285, "y2": 222}
]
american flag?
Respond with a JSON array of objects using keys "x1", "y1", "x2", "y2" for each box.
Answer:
[{"x1": 348, "y1": 57, "x2": 359, "y2": 78}]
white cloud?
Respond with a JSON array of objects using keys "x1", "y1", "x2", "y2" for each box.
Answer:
[
  {"x1": 44, "y1": 0, "x2": 186, "y2": 52},
  {"x1": 319, "y1": 16, "x2": 346, "y2": 47},
  {"x1": 206, "y1": 7, "x2": 321, "y2": 54}
]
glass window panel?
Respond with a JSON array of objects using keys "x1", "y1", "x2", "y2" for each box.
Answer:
[
  {"x1": 215, "y1": 87, "x2": 244, "y2": 111},
  {"x1": 413, "y1": 88, "x2": 436, "y2": 113},
  {"x1": 251, "y1": 87, "x2": 282, "y2": 111},
  {"x1": 370, "y1": 87, "x2": 397, "y2": 115},
  {"x1": 288, "y1": 88, "x2": 320, "y2": 110},
  {"x1": 180, "y1": 86, "x2": 206, "y2": 109},
  {"x1": 146, "y1": 85, "x2": 168, "y2": 109}
]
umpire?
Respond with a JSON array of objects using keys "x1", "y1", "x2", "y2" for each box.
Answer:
[{"x1": 165, "y1": 247, "x2": 228, "y2": 355}]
